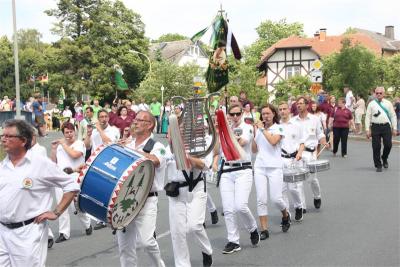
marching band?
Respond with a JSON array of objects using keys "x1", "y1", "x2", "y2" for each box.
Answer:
[{"x1": 0, "y1": 94, "x2": 339, "y2": 267}]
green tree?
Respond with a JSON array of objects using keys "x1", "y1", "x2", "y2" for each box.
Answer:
[
  {"x1": 0, "y1": 37, "x2": 14, "y2": 98},
  {"x1": 153, "y1": 33, "x2": 187, "y2": 43},
  {"x1": 17, "y1": 29, "x2": 43, "y2": 50},
  {"x1": 274, "y1": 75, "x2": 311, "y2": 103},
  {"x1": 322, "y1": 38, "x2": 380, "y2": 97},
  {"x1": 382, "y1": 54, "x2": 400, "y2": 96}
]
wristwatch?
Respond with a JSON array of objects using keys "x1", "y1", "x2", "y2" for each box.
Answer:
[{"x1": 53, "y1": 208, "x2": 62, "y2": 217}]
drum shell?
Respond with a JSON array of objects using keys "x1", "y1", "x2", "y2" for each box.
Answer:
[
  {"x1": 77, "y1": 144, "x2": 154, "y2": 229},
  {"x1": 283, "y1": 168, "x2": 309, "y2": 183},
  {"x1": 307, "y1": 160, "x2": 330, "y2": 173}
]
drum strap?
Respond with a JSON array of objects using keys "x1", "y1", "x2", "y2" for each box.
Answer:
[
  {"x1": 143, "y1": 138, "x2": 156, "y2": 153},
  {"x1": 182, "y1": 170, "x2": 203, "y2": 192}
]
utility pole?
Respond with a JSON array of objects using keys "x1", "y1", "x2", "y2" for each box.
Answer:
[{"x1": 12, "y1": 0, "x2": 21, "y2": 119}]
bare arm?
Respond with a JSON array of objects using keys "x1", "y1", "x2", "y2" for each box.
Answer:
[
  {"x1": 34, "y1": 191, "x2": 77, "y2": 223},
  {"x1": 261, "y1": 129, "x2": 281, "y2": 145},
  {"x1": 188, "y1": 155, "x2": 205, "y2": 170}
]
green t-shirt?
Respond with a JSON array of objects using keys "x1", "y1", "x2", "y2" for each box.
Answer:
[
  {"x1": 92, "y1": 105, "x2": 102, "y2": 119},
  {"x1": 150, "y1": 102, "x2": 162, "y2": 116}
]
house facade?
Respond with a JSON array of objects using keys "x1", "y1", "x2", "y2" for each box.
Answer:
[{"x1": 257, "y1": 26, "x2": 400, "y2": 96}]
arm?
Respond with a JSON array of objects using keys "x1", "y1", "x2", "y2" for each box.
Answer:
[
  {"x1": 35, "y1": 191, "x2": 77, "y2": 223},
  {"x1": 187, "y1": 155, "x2": 205, "y2": 170},
  {"x1": 96, "y1": 122, "x2": 112, "y2": 144},
  {"x1": 251, "y1": 139, "x2": 258, "y2": 153},
  {"x1": 84, "y1": 126, "x2": 93, "y2": 150},
  {"x1": 365, "y1": 103, "x2": 372, "y2": 138},
  {"x1": 59, "y1": 141, "x2": 84, "y2": 159},
  {"x1": 261, "y1": 129, "x2": 282, "y2": 145},
  {"x1": 50, "y1": 142, "x2": 58, "y2": 163},
  {"x1": 295, "y1": 143, "x2": 305, "y2": 161}
]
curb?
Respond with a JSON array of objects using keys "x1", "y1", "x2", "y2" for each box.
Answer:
[{"x1": 348, "y1": 135, "x2": 400, "y2": 145}]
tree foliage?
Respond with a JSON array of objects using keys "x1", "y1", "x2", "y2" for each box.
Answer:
[
  {"x1": 153, "y1": 33, "x2": 187, "y2": 43},
  {"x1": 274, "y1": 75, "x2": 312, "y2": 103}
]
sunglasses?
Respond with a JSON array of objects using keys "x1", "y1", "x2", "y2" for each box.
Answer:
[
  {"x1": 375, "y1": 92, "x2": 383, "y2": 95},
  {"x1": 229, "y1": 112, "x2": 242, "y2": 117}
]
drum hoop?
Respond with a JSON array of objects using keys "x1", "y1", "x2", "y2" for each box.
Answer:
[
  {"x1": 307, "y1": 159, "x2": 329, "y2": 166},
  {"x1": 75, "y1": 144, "x2": 107, "y2": 213},
  {"x1": 107, "y1": 157, "x2": 155, "y2": 229}
]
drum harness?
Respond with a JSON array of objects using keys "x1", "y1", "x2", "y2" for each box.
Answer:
[
  {"x1": 216, "y1": 159, "x2": 252, "y2": 187},
  {"x1": 281, "y1": 148, "x2": 298, "y2": 159}
]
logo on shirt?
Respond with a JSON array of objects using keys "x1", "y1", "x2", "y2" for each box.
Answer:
[
  {"x1": 160, "y1": 148, "x2": 166, "y2": 155},
  {"x1": 22, "y1": 178, "x2": 33, "y2": 189}
]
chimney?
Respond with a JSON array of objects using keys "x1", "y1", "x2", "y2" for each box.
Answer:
[
  {"x1": 319, "y1": 28, "x2": 327, "y2": 41},
  {"x1": 314, "y1": 31, "x2": 320, "y2": 38},
  {"x1": 385, "y1": 26, "x2": 394, "y2": 40}
]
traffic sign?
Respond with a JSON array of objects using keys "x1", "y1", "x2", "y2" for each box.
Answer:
[
  {"x1": 310, "y1": 83, "x2": 322, "y2": 94},
  {"x1": 311, "y1": 59, "x2": 323, "y2": 70},
  {"x1": 311, "y1": 69, "x2": 323, "y2": 83}
]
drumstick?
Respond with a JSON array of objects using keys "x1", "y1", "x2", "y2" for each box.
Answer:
[{"x1": 316, "y1": 141, "x2": 330, "y2": 158}]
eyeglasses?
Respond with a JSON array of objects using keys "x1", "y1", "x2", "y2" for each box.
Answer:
[
  {"x1": 375, "y1": 92, "x2": 383, "y2": 95},
  {"x1": 0, "y1": 134, "x2": 22, "y2": 139},
  {"x1": 229, "y1": 112, "x2": 242, "y2": 117},
  {"x1": 135, "y1": 118, "x2": 151, "y2": 123}
]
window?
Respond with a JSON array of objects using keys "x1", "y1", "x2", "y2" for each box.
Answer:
[
  {"x1": 286, "y1": 65, "x2": 301, "y2": 78},
  {"x1": 190, "y1": 45, "x2": 200, "y2": 57}
]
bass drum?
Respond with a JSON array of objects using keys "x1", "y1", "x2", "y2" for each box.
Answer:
[{"x1": 76, "y1": 144, "x2": 154, "y2": 230}]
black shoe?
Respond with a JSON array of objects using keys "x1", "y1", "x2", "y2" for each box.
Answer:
[
  {"x1": 250, "y1": 229, "x2": 260, "y2": 246},
  {"x1": 202, "y1": 252, "x2": 213, "y2": 267},
  {"x1": 281, "y1": 214, "x2": 291, "y2": 233},
  {"x1": 303, "y1": 208, "x2": 307, "y2": 214},
  {"x1": 314, "y1": 198, "x2": 322, "y2": 209},
  {"x1": 376, "y1": 167, "x2": 383, "y2": 172},
  {"x1": 94, "y1": 221, "x2": 107, "y2": 230},
  {"x1": 295, "y1": 208, "x2": 303, "y2": 221},
  {"x1": 55, "y1": 233, "x2": 67, "y2": 243},
  {"x1": 85, "y1": 225, "x2": 93, "y2": 235},
  {"x1": 48, "y1": 238, "x2": 54, "y2": 249},
  {"x1": 260, "y1": 230, "x2": 269, "y2": 240},
  {"x1": 383, "y1": 160, "x2": 388, "y2": 169},
  {"x1": 153, "y1": 231, "x2": 157, "y2": 239},
  {"x1": 211, "y1": 210, "x2": 219, "y2": 224},
  {"x1": 222, "y1": 242, "x2": 241, "y2": 254},
  {"x1": 203, "y1": 222, "x2": 206, "y2": 229}
]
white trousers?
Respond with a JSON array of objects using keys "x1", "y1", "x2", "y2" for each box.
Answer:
[
  {"x1": 169, "y1": 182, "x2": 213, "y2": 267},
  {"x1": 254, "y1": 167, "x2": 287, "y2": 216},
  {"x1": 206, "y1": 193, "x2": 216, "y2": 213},
  {"x1": 117, "y1": 196, "x2": 165, "y2": 267},
  {"x1": 220, "y1": 168, "x2": 257, "y2": 245},
  {"x1": 300, "y1": 151, "x2": 322, "y2": 209},
  {"x1": 0, "y1": 221, "x2": 48, "y2": 267},
  {"x1": 52, "y1": 188, "x2": 91, "y2": 239},
  {"x1": 282, "y1": 158, "x2": 303, "y2": 210}
]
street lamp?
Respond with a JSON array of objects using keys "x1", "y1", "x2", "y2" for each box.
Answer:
[
  {"x1": 129, "y1": 50, "x2": 152, "y2": 74},
  {"x1": 161, "y1": 85, "x2": 165, "y2": 106},
  {"x1": 12, "y1": 0, "x2": 21, "y2": 119}
]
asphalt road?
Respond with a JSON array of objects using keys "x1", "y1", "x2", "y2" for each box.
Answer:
[{"x1": 41, "y1": 132, "x2": 399, "y2": 267}]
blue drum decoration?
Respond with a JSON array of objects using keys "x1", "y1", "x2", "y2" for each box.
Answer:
[{"x1": 76, "y1": 144, "x2": 154, "y2": 230}]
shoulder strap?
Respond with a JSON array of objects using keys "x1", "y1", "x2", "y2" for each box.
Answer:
[
  {"x1": 374, "y1": 99, "x2": 391, "y2": 125},
  {"x1": 142, "y1": 138, "x2": 156, "y2": 153}
]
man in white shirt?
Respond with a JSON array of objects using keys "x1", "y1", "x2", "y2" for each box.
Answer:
[
  {"x1": 0, "y1": 119, "x2": 79, "y2": 267},
  {"x1": 293, "y1": 97, "x2": 329, "y2": 211},
  {"x1": 117, "y1": 110, "x2": 166, "y2": 267},
  {"x1": 365, "y1": 86, "x2": 397, "y2": 172},
  {"x1": 138, "y1": 98, "x2": 150, "y2": 111},
  {"x1": 344, "y1": 87, "x2": 355, "y2": 112}
]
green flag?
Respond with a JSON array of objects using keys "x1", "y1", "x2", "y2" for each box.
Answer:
[
  {"x1": 114, "y1": 65, "x2": 129, "y2": 90},
  {"x1": 190, "y1": 26, "x2": 209, "y2": 43}
]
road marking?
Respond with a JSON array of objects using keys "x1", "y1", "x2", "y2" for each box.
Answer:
[{"x1": 157, "y1": 230, "x2": 171, "y2": 239}]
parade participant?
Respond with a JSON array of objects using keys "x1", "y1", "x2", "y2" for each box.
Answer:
[
  {"x1": 150, "y1": 97, "x2": 162, "y2": 133},
  {"x1": 79, "y1": 106, "x2": 95, "y2": 160},
  {"x1": 229, "y1": 96, "x2": 240, "y2": 107},
  {"x1": 293, "y1": 97, "x2": 329, "y2": 210},
  {"x1": 278, "y1": 102, "x2": 305, "y2": 222},
  {"x1": 218, "y1": 104, "x2": 259, "y2": 254},
  {"x1": 206, "y1": 193, "x2": 219, "y2": 225},
  {"x1": 365, "y1": 87, "x2": 397, "y2": 172},
  {"x1": 117, "y1": 110, "x2": 166, "y2": 267},
  {"x1": 344, "y1": 87, "x2": 355, "y2": 112},
  {"x1": 92, "y1": 99, "x2": 102, "y2": 122},
  {"x1": 50, "y1": 122, "x2": 92, "y2": 243},
  {"x1": 108, "y1": 103, "x2": 119, "y2": 125},
  {"x1": 138, "y1": 97, "x2": 150, "y2": 111},
  {"x1": 164, "y1": 140, "x2": 213, "y2": 267},
  {"x1": 85, "y1": 109, "x2": 120, "y2": 229},
  {"x1": 113, "y1": 106, "x2": 134, "y2": 137},
  {"x1": 252, "y1": 104, "x2": 291, "y2": 238},
  {"x1": 0, "y1": 119, "x2": 79, "y2": 266},
  {"x1": 328, "y1": 98, "x2": 355, "y2": 158},
  {"x1": 124, "y1": 100, "x2": 137, "y2": 120},
  {"x1": 161, "y1": 100, "x2": 172, "y2": 134},
  {"x1": 242, "y1": 103, "x2": 254, "y2": 124},
  {"x1": 354, "y1": 95, "x2": 366, "y2": 134}
]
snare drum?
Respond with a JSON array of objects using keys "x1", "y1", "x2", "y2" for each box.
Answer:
[
  {"x1": 76, "y1": 144, "x2": 155, "y2": 230},
  {"x1": 307, "y1": 159, "x2": 330, "y2": 173},
  {"x1": 283, "y1": 167, "x2": 310, "y2": 183}
]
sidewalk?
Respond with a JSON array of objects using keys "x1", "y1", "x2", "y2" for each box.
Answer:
[{"x1": 348, "y1": 132, "x2": 400, "y2": 145}]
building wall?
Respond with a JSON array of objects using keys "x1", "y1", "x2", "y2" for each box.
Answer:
[{"x1": 178, "y1": 55, "x2": 209, "y2": 70}]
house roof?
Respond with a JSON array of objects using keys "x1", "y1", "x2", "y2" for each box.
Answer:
[
  {"x1": 149, "y1": 40, "x2": 207, "y2": 64},
  {"x1": 258, "y1": 30, "x2": 400, "y2": 68}
]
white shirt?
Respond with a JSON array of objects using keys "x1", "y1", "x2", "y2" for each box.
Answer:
[
  {"x1": 0, "y1": 150, "x2": 80, "y2": 223},
  {"x1": 365, "y1": 98, "x2": 397, "y2": 130},
  {"x1": 223, "y1": 122, "x2": 253, "y2": 163},
  {"x1": 345, "y1": 90, "x2": 354, "y2": 111},
  {"x1": 293, "y1": 113, "x2": 325, "y2": 149},
  {"x1": 30, "y1": 143, "x2": 47, "y2": 157},
  {"x1": 138, "y1": 103, "x2": 149, "y2": 111},
  {"x1": 91, "y1": 124, "x2": 120, "y2": 151},
  {"x1": 126, "y1": 137, "x2": 166, "y2": 192},
  {"x1": 280, "y1": 119, "x2": 304, "y2": 154},
  {"x1": 56, "y1": 140, "x2": 86, "y2": 170},
  {"x1": 254, "y1": 123, "x2": 284, "y2": 168},
  {"x1": 62, "y1": 109, "x2": 73, "y2": 118},
  {"x1": 131, "y1": 104, "x2": 140, "y2": 113}
]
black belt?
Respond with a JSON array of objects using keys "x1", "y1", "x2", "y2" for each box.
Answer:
[
  {"x1": 176, "y1": 177, "x2": 203, "y2": 189},
  {"x1": 305, "y1": 147, "x2": 316, "y2": 153},
  {"x1": 372, "y1": 123, "x2": 390, "y2": 126},
  {"x1": 148, "y1": 192, "x2": 158, "y2": 197},
  {"x1": 1, "y1": 218, "x2": 35, "y2": 229},
  {"x1": 224, "y1": 162, "x2": 252, "y2": 167},
  {"x1": 281, "y1": 150, "x2": 298, "y2": 158},
  {"x1": 222, "y1": 165, "x2": 252, "y2": 174}
]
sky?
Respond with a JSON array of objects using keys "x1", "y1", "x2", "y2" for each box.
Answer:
[{"x1": 0, "y1": 0, "x2": 399, "y2": 48}]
